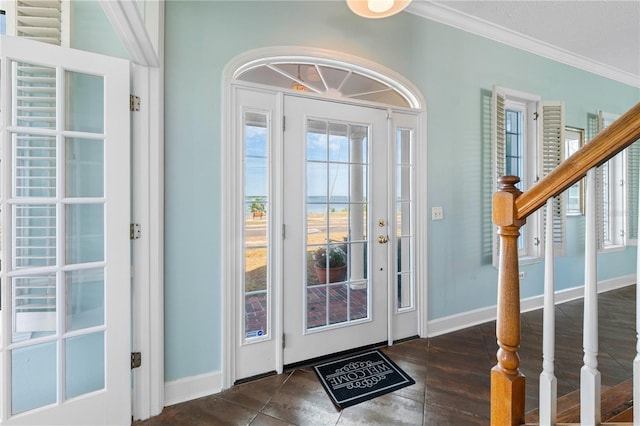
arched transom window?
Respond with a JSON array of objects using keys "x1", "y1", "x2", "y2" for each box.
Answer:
[{"x1": 233, "y1": 56, "x2": 420, "y2": 109}]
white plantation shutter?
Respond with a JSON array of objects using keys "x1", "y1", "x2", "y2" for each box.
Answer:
[
  {"x1": 493, "y1": 86, "x2": 507, "y2": 187},
  {"x1": 6, "y1": 0, "x2": 69, "y2": 47},
  {"x1": 14, "y1": 63, "x2": 57, "y2": 128},
  {"x1": 539, "y1": 101, "x2": 566, "y2": 255},
  {"x1": 588, "y1": 113, "x2": 606, "y2": 250},
  {"x1": 4, "y1": 2, "x2": 67, "y2": 333},
  {"x1": 10, "y1": 57, "x2": 59, "y2": 333},
  {"x1": 627, "y1": 141, "x2": 640, "y2": 243},
  {"x1": 492, "y1": 86, "x2": 506, "y2": 267}
]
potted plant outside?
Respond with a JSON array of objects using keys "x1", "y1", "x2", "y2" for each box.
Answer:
[
  {"x1": 312, "y1": 245, "x2": 347, "y2": 283},
  {"x1": 249, "y1": 197, "x2": 266, "y2": 219}
]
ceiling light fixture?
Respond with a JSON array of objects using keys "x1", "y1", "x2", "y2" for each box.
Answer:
[
  {"x1": 346, "y1": 0, "x2": 411, "y2": 19},
  {"x1": 368, "y1": 0, "x2": 393, "y2": 13}
]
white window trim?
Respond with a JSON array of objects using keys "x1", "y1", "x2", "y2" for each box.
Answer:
[
  {"x1": 626, "y1": 140, "x2": 640, "y2": 246},
  {"x1": 493, "y1": 87, "x2": 541, "y2": 265},
  {"x1": 506, "y1": 97, "x2": 541, "y2": 260},
  {"x1": 597, "y1": 111, "x2": 626, "y2": 252}
]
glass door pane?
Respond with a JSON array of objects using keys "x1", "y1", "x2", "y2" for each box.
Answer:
[
  {"x1": 305, "y1": 119, "x2": 369, "y2": 330},
  {"x1": 396, "y1": 128, "x2": 414, "y2": 311},
  {"x1": 243, "y1": 111, "x2": 269, "y2": 341}
]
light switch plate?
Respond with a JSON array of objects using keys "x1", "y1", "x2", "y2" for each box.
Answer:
[{"x1": 432, "y1": 206, "x2": 443, "y2": 220}]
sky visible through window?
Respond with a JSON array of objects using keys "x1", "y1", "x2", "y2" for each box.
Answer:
[{"x1": 244, "y1": 123, "x2": 367, "y2": 212}]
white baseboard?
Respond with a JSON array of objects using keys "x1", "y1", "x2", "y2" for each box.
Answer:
[
  {"x1": 160, "y1": 275, "x2": 634, "y2": 408},
  {"x1": 426, "y1": 274, "x2": 635, "y2": 338},
  {"x1": 164, "y1": 371, "x2": 222, "y2": 407}
]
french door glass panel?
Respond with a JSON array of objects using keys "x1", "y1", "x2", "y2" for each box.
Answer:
[
  {"x1": 305, "y1": 120, "x2": 369, "y2": 329},
  {"x1": 9, "y1": 62, "x2": 107, "y2": 414},
  {"x1": 0, "y1": 37, "x2": 130, "y2": 425}
]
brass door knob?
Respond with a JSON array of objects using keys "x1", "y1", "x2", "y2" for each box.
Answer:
[{"x1": 378, "y1": 235, "x2": 389, "y2": 244}]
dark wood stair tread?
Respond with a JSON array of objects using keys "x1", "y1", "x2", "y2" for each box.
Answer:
[{"x1": 525, "y1": 378, "x2": 633, "y2": 424}]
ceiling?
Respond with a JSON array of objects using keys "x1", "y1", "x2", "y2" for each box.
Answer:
[{"x1": 407, "y1": 1, "x2": 640, "y2": 86}]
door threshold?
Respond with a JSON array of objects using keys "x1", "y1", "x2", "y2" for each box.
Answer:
[
  {"x1": 234, "y1": 370, "x2": 278, "y2": 386},
  {"x1": 284, "y1": 340, "x2": 388, "y2": 372}
]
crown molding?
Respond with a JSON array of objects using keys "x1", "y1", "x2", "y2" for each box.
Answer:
[{"x1": 406, "y1": 1, "x2": 640, "y2": 88}]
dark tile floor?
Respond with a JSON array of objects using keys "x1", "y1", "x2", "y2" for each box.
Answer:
[{"x1": 135, "y1": 285, "x2": 635, "y2": 425}]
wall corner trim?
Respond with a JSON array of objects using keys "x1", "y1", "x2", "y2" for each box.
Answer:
[{"x1": 164, "y1": 371, "x2": 222, "y2": 408}]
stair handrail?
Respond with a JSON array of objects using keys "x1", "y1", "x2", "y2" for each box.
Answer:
[
  {"x1": 517, "y1": 102, "x2": 640, "y2": 220},
  {"x1": 491, "y1": 102, "x2": 640, "y2": 425}
]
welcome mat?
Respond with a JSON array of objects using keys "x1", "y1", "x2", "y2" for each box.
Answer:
[{"x1": 313, "y1": 350, "x2": 415, "y2": 409}]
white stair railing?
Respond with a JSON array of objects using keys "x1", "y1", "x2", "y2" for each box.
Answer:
[
  {"x1": 581, "y1": 168, "x2": 601, "y2": 425},
  {"x1": 491, "y1": 103, "x2": 640, "y2": 425},
  {"x1": 539, "y1": 199, "x2": 558, "y2": 425},
  {"x1": 635, "y1": 165, "x2": 640, "y2": 426}
]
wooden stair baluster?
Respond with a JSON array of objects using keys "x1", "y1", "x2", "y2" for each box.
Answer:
[{"x1": 491, "y1": 175, "x2": 526, "y2": 426}]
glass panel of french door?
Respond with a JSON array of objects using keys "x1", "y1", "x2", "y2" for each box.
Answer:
[
  {"x1": 306, "y1": 119, "x2": 368, "y2": 328},
  {"x1": 283, "y1": 96, "x2": 388, "y2": 365},
  {"x1": 0, "y1": 36, "x2": 130, "y2": 425}
]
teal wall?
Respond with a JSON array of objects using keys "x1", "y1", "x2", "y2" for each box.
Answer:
[
  {"x1": 76, "y1": 0, "x2": 640, "y2": 384},
  {"x1": 70, "y1": 1, "x2": 127, "y2": 58},
  {"x1": 164, "y1": 0, "x2": 639, "y2": 382}
]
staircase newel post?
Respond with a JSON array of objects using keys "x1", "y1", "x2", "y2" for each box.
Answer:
[{"x1": 491, "y1": 176, "x2": 526, "y2": 426}]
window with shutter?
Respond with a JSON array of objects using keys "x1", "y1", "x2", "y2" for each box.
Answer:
[
  {"x1": 627, "y1": 142, "x2": 640, "y2": 243},
  {"x1": 4, "y1": 0, "x2": 69, "y2": 47},
  {"x1": 539, "y1": 101, "x2": 566, "y2": 256},
  {"x1": 492, "y1": 86, "x2": 566, "y2": 265}
]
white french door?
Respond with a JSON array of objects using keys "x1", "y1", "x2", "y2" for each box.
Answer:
[
  {"x1": 282, "y1": 96, "x2": 390, "y2": 365},
  {"x1": 0, "y1": 37, "x2": 131, "y2": 424}
]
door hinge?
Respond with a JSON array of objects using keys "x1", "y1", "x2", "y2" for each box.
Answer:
[
  {"x1": 130, "y1": 94, "x2": 140, "y2": 112},
  {"x1": 130, "y1": 223, "x2": 141, "y2": 240},
  {"x1": 282, "y1": 334, "x2": 285, "y2": 349},
  {"x1": 282, "y1": 116, "x2": 286, "y2": 132},
  {"x1": 282, "y1": 224, "x2": 286, "y2": 239},
  {"x1": 131, "y1": 352, "x2": 142, "y2": 369},
  {"x1": 533, "y1": 111, "x2": 539, "y2": 120}
]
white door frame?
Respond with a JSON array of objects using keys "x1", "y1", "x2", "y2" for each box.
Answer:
[
  {"x1": 99, "y1": 0, "x2": 165, "y2": 420},
  {"x1": 221, "y1": 47, "x2": 428, "y2": 388}
]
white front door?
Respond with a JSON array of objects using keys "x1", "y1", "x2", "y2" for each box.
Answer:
[
  {"x1": 0, "y1": 37, "x2": 131, "y2": 425},
  {"x1": 282, "y1": 96, "x2": 390, "y2": 365}
]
